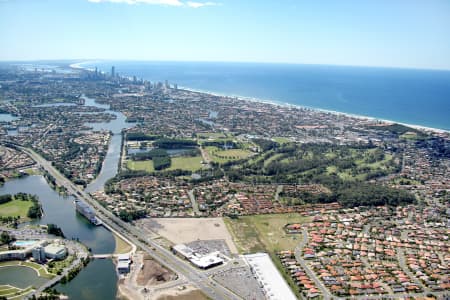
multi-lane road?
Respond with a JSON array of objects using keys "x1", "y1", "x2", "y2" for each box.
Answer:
[{"x1": 21, "y1": 147, "x2": 240, "y2": 300}]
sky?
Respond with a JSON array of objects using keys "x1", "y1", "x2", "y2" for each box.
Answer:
[{"x1": 1, "y1": 0, "x2": 450, "y2": 70}]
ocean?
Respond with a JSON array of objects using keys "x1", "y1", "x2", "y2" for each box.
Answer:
[{"x1": 81, "y1": 61, "x2": 450, "y2": 131}]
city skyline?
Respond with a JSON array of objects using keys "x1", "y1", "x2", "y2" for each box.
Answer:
[{"x1": 1, "y1": 0, "x2": 450, "y2": 70}]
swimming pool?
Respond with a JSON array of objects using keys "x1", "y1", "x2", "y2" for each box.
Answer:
[{"x1": 12, "y1": 240, "x2": 38, "y2": 247}]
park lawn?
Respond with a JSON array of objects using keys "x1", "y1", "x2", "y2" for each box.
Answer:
[
  {"x1": 20, "y1": 261, "x2": 54, "y2": 279},
  {"x1": 6, "y1": 286, "x2": 34, "y2": 299},
  {"x1": 47, "y1": 256, "x2": 74, "y2": 276},
  {"x1": 168, "y1": 156, "x2": 203, "y2": 172},
  {"x1": 127, "y1": 160, "x2": 154, "y2": 172},
  {"x1": 0, "y1": 200, "x2": 32, "y2": 220},
  {"x1": 0, "y1": 285, "x2": 23, "y2": 297},
  {"x1": 224, "y1": 213, "x2": 311, "y2": 254}
]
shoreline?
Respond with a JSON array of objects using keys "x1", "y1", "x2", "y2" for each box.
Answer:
[
  {"x1": 72, "y1": 62, "x2": 449, "y2": 134},
  {"x1": 179, "y1": 86, "x2": 449, "y2": 135}
]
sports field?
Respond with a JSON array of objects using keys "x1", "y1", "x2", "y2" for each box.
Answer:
[{"x1": 0, "y1": 200, "x2": 33, "y2": 220}]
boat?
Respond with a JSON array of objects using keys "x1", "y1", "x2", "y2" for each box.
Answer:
[{"x1": 74, "y1": 199, "x2": 102, "y2": 226}]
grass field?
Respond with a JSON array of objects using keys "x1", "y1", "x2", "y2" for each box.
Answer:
[
  {"x1": 0, "y1": 200, "x2": 32, "y2": 220},
  {"x1": 127, "y1": 160, "x2": 154, "y2": 172},
  {"x1": 114, "y1": 233, "x2": 133, "y2": 254},
  {"x1": 0, "y1": 285, "x2": 33, "y2": 298},
  {"x1": 167, "y1": 155, "x2": 203, "y2": 171},
  {"x1": 197, "y1": 132, "x2": 227, "y2": 139},
  {"x1": 127, "y1": 155, "x2": 203, "y2": 172},
  {"x1": 20, "y1": 261, "x2": 54, "y2": 279},
  {"x1": 224, "y1": 213, "x2": 311, "y2": 254}
]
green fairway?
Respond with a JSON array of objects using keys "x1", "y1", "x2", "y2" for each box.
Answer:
[
  {"x1": 168, "y1": 156, "x2": 203, "y2": 171},
  {"x1": 0, "y1": 200, "x2": 33, "y2": 220},
  {"x1": 205, "y1": 146, "x2": 253, "y2": 163},
  {"x1": 127, "y1": 160, "x2": 155, "y2": 172}
]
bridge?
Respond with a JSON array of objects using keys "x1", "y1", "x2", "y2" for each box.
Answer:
[
  {"x1": 20, "y1": 147, "x2": 241, "y2": 300},
  {"x1": 91, "y1": 254, "x2": 113, "y2": 259}
]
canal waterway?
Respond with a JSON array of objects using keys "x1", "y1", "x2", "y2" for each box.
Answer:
[
  {"x1": 0, "y1": 96, "x2": 134, "y2": 299},
  {"x1": 0, "y1": 113, "x2": 18, "y2": 122},
  {"x1": 85, "y1": 97, "x2": 135, "y2": 193}
]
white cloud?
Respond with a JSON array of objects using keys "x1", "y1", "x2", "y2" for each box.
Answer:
[
  {"x1": 186, "y1": 1, "x2": 218, "y2": 8},
  {"x1": 87, "y1": 0, "x2": 219, "y2": 7},
  {"x1": 88, "y1": 0, "x2": 184, "y2": 6}
]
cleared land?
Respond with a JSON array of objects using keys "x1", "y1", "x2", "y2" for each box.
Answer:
[
  {"x1": 139, "y1": 218, "x2": 238, "y2": 254},
  {"x1": 0, "y1": 200, "x2": 33, "y2": 220},
  {"x1": 155, "y1": 285, "x2": 208, "y2": 300},
  {"x1": 136, "y1": 255, "x2": 174, "y2": 286},
  {"x1": 224, "y1": 214, "x2": 311, "y2": 253}
]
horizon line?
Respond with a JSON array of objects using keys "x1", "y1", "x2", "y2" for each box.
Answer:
[{"x1": 1, "y1": 58, "x2": 450, "y2": 72}]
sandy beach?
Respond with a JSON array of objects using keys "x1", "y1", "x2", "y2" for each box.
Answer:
[{"x1": 71, "y1": 61, "x2": 448, "y2": 134}]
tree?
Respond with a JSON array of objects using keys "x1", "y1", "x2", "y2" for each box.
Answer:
[{"x1": 0, "y1": 231, "x2": 14, "y2": 245}]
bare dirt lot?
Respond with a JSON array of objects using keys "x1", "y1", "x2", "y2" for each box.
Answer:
[
  {"x1": 155, "y1": 286, "x2": 208, "y2": 300},
  {"x1": 137, "y1": 217, "x2": 238, "y2": 254},
  {"x1": 137, "y1": 256, "x2": 175, "y2": 286}
]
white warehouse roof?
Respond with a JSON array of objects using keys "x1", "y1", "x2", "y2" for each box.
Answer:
[{"x1": 244, "y1": 253, "x2": 297, "y2": 300}]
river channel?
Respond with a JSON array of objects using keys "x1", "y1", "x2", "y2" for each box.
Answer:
[{"x1": 0, "y1": 97, "x2": 134, "y2": 299}]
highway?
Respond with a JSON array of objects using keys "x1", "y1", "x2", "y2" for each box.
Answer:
[{"x1": 21, "y1": 147, "x2": 241, "y2": 300}]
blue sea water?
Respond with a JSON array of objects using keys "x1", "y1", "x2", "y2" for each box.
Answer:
[{"x1": 82, "y1": 61, "x2": 450, "y2": 131}]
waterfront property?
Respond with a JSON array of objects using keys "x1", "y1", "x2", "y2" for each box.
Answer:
[
  {"x1": 0, "y1": 240, "x2": 67, "y2": 262},
  {"x1": 116, "y1": 253, "x2": 131, "y2": 274}
]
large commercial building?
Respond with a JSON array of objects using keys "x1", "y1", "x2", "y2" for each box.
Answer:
[
  {"x1": 44, "y1": 243, "x2": 67, "y2": 260},
  {"x1": 244, "y1": 253, "x2": 297, "y2": 300},
  {"x1": 172, "y1": 244, "x2": 223, "y2": 269},
  {"x1": 117, "y1": 253, "x2": 131, "y2": 274}
]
